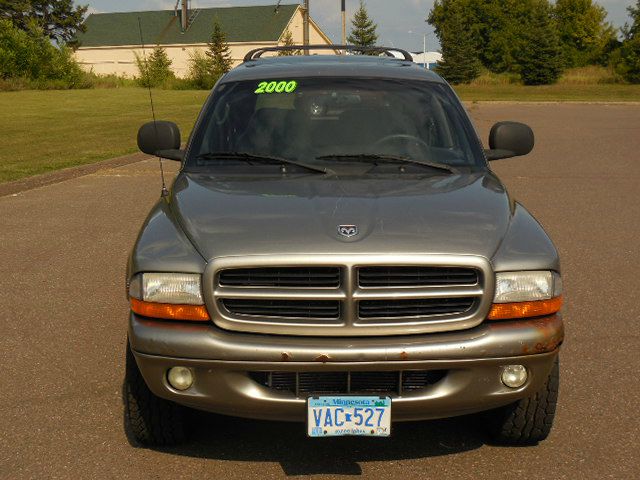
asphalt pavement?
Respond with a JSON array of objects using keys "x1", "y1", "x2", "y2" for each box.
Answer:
[{"x1": 1, "y1": 103, "x2": 639, "y2": 479}]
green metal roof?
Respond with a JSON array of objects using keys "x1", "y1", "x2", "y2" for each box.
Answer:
[{"x1": 77, "y1": 4, "x2": 299, "y2": 47}]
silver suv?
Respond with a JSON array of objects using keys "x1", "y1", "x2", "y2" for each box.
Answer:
[{"x1": 126, "y1": 47, "x2": 563, "y2": 446}]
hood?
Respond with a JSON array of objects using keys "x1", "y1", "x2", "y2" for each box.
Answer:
[{"x1": 170, "y1": 171, "x2": 512, "y2": 261}]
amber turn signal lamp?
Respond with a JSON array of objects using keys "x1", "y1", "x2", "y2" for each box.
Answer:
[
  {"x1": 488, "y1": 296, "x2": 563, "y2": 321},
  {"x1": 130, "y1": 298, "x2": 211, "y2": 322}
]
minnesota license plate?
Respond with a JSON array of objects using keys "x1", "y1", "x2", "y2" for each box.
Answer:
[{"x1": 307, "y1": 396, "x2": 392, "y2": 437}]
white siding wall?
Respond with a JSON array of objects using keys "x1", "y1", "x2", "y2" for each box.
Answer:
[{"x1": 75, "y1": 10, "x2": 334, "y2": 78}]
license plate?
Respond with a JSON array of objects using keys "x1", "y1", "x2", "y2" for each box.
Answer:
[{"x1": 307, "y1": 396, "x2": 392, "y2": 437}]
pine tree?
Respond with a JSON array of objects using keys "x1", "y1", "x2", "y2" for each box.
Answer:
[
  {"x1": 516, "y1": 0, "x2": 564, "y2": 85},
  {"x1": 347, "y1": 0, "x2": 378, "y2": 50},
  {"x1": 435, "y1": 5, "x2": 481, "y2": 84},
  {"x1": 279, "y1": 29, "x2": 300, "y2": 56},
  {"x1": 206, "y1": 19, "x2": 233, "y2": 78},
  {"x1": 135, "y1": 46, "x2": 174, "y2": 88}
]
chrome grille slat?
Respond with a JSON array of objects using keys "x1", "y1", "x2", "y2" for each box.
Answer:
[
  {"x1": 359, "y1": 298, "x2": 476, "y2": 319},
  {"x1": 219, "y1": 267, "x2": 340, "y2": 288},
  {"x1": 359, "y1": 266, "x2": 479, "y2": 287},
  {"x1": 221, "y1": 299, "x2": 340, "y2": 319}
]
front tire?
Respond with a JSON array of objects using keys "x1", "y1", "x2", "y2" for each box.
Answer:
[
  {"x1": 485, "y1": 356, "x2": 559, "y2": 445},
  {"x1": 124, "y1": 342, "x2": 187, "y2": 446}
]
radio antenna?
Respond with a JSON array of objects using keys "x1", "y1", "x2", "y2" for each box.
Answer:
[{"x1": 137, "y1": 17, "x2": 169, "y2": 198}]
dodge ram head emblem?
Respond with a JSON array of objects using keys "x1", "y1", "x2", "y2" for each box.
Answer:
[{"x1": 338, "y1": 225, "x2": 359, "y2": 238}]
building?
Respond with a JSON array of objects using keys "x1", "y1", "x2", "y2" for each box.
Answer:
[
  {"x1": 410, "y1": 52, "x2": 442, "y2": 70},
  {"x1": 75, "y1": 3, "x2": 333, "y2": 78}
]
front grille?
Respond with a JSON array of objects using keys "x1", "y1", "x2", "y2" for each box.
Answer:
[
  {"x1": 219, "y1": 267, "x2": 340, "y2": 288},
  {"x1": 249, "y1": 370, "x2": 447, "y2": 396},
  {"x1": 359, "y1": 298, "x2": 475, "y2": 319},
  {"x1": 221, "y1": 299, "x2": 340, "y2": 319},
  {"x1": 211, "y1": 256, "x2": 489, "y2": 336},
  {"x1": 358, "y1": 266, "x2": 478, "y2": 287}
]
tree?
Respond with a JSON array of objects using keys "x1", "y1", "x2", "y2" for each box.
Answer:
[
  {"x1": 434, "y1": 3, "x2": 481, "y2": 84},
  {"x1": 135, "y1": 46, "x2": 174, "y2": 88},
  {"x1": 619, "y1": 1, "x2": 640, "y2": 83},
  {"x1": 187, "y1": 50, "x2": 215, "y2": 89},
  {"x1": 623, "y1": 0, "x2": 640, "y2": 40},
  {"x1": 516, "y1": 0, "x2": 564, "y2": 85},
  {"x1": 0, "y1": 18, "x2": 84, "y2": 86},
  {"x1": 554, "y1": 0, "x2": 616, "y2": 67},
  {"x1": 279, "y1": 29, "x2": 300, "y2": 56},
  {"x1": 0, "y1": 0, "x2": 88, "y2": 46},
  {"x1": 348, "y1": 0, "x2": 378, "y2": 49},
  {"x1": 206, "y1": 19, "x2": 233, "y2": 78}
]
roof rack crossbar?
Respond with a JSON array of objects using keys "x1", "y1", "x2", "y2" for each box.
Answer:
[{"x1": 243, "y1": 45, "x2": 413, "y2": 62}]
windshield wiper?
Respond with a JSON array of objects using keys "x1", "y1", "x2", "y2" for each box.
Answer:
[
  {"x1": 197, "y1": 152, "x2": 330, "y2": 174},
  {"x1": 316, "y1": 154, "x2": 457, "y2": 174}
]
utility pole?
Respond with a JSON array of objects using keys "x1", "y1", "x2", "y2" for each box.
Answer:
[
  {"x1": 341, "y1": 0, "x2": 346, "y2": 45},
  {"x1": 303, "y1": 0, "x2": 310, "y2": 55}
]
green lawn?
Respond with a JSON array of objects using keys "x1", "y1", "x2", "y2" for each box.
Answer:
[
  {"x1": 455, "y1": 83, "x2": 640, "y2": 102},
  {"x1": 1, "y1": 84, "x2": 639, "y2": 184},
  {"x1": 0, "y1": 88, "x2": 208, "y2": 183}
]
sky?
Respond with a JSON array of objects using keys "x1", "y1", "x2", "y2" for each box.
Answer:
[{"x1": 85, "y1": 0, "x2": 637, "y2": 52}]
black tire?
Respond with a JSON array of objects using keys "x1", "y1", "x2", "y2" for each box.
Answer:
[
  {"x1": 485, "y1": 356, "x2": 559, "y2": 446},
  {"x1": 124, "y1": 342, "x2": 187, "y2": 446}
]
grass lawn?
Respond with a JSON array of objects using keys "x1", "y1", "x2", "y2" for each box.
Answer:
[
  {"x1": 1, "y1": 84, "x2": 639, "y2": 184},
  {"x1": 455, "y1": 83, "x2": 640, "y2": 102},
  {"x1": 0, "y1": 88, "x2": 209, "y2": 183}
]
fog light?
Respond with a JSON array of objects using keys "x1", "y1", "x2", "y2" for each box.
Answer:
[
  {"x1": 167, "y1": 367, "x2": 193, "y2": 391},
  {"x1": 501, "y1": 365, "x2": 528, "y2": 388}
]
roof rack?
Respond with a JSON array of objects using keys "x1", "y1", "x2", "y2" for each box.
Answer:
[{"x1": 243, "y1": 45, "x2": 413, "y2": 62}]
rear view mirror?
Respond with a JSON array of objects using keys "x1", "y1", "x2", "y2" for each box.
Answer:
[
  {"x1": 137, "y1": 121, "x2": 184, "y2": 161},
  {"x1": 485, "y1": 122, "x2": 535, "y2": 161}
]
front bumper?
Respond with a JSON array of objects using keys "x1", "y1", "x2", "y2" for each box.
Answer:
[{"x1": 129, "y1": 313, "x2": 563, "y2": 422}]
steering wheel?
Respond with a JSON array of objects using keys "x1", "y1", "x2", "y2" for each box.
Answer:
[{"x1": 372, "y1": 134, "x2": 431, "y2": 156}]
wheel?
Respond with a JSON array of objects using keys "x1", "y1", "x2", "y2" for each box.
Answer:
[
  {"x1": 484, "y1": 356, "x2": 559, "y2": 445},
  {"x1": 124, "y1": 341, "x2": 187, "y2": 446}
]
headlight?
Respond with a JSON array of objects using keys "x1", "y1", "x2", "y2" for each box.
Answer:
[
  {"x1": 494, "y1": 271, "x2": 562, "y2": 303},
  {"x1": 489, "y1": 271, "x2": 562, "y2": 320},
  {"x1": 128, "y1": 273, "x2": 210, "y2": 321}
]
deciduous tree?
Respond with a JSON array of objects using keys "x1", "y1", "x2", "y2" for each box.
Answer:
[
  {"x1": 0, "y1": 0, "x2": 88, "y2": 46},
  {"x1": 619, "y1": 1, "x2": 640, "y2": 83},
  {"x1": 553, "y1": 0, "x2": 616, "y2": 67}
]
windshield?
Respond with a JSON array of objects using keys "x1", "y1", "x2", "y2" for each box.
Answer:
[{"x1": 187, "y1": 77, "x2": 484, "y2": 170}]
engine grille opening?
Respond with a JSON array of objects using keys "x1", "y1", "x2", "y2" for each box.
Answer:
[
  {"x1": 358, "y1": 266, "x2": 479, "y2": 287},
  {"x1": 358, "y1": 298, "x2": 475, "y2": 319},
  {"x1": 249, "y1": 370, "x2": 447, "y2": 396},
  {"x1": 221, "y1": 299, "x2": 341, "y2": 319},
  {"x1": 219, "y1": 267, "x2": 341, "y2": 288}
]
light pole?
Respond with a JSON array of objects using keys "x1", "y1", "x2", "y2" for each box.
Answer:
[{"x1": 408, "y1": 30, "x2": 428, "y2": 68}]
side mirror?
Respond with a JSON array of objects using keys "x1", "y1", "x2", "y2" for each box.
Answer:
[
  {"x1": 137, "y1": 121, "x2": 184, "y2": 161},
  {"x1": 485, "y1": 121, "x2": 534, "y2": 161}
]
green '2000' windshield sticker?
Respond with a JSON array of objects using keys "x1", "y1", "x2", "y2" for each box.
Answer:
[{"x1": 255, "y1": 80, "x2": 298, "y2": 94}]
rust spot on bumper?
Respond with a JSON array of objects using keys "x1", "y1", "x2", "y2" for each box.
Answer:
[
  {"x1": 281, "y1": 352, "x2": 291, "y2": 362},
  {"x1": 315, "y1": 354, "x2": 331, "y2": 363},
  {"x1": 399, "y1": 351, "x2": 409, "y2": 361},
  {"x1": 522, "y1": 316, "x2": 564, "y2": 354}
]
